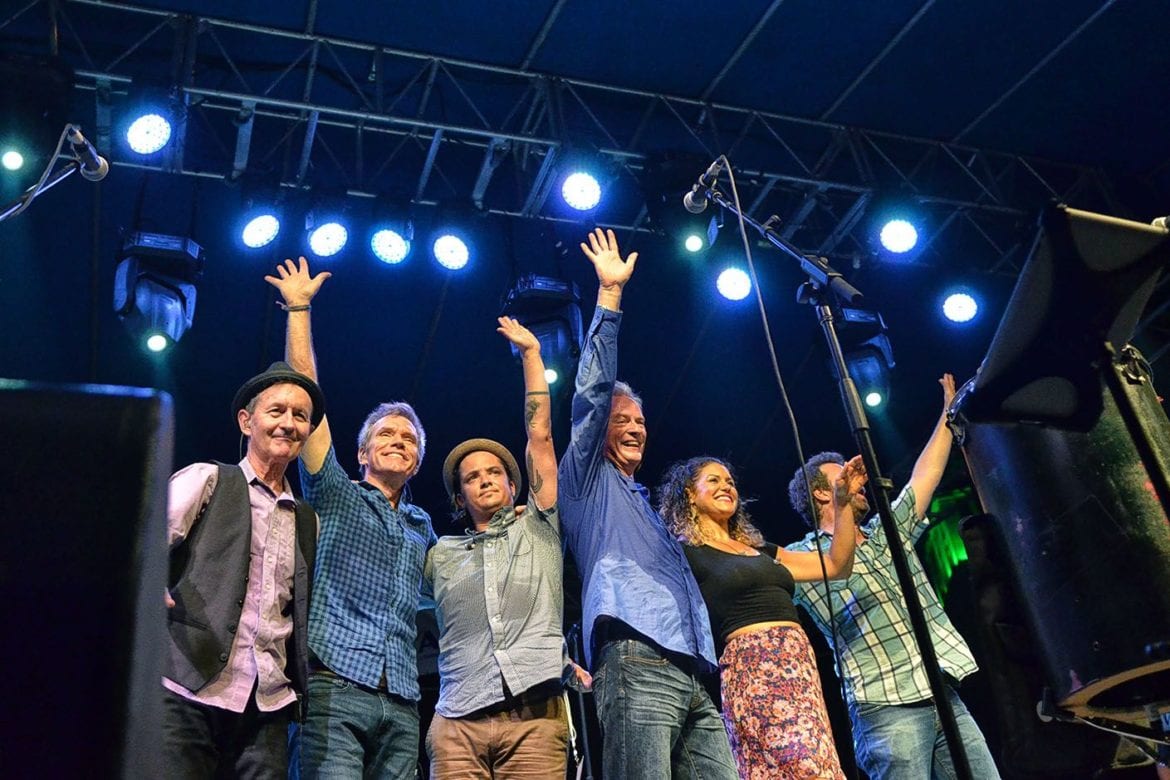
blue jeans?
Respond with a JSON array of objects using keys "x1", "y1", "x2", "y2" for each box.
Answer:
[
  {"x1": 593, "y1": 639, "x2": 737, "y2": 780},
  {"x1": 849, "y1": 687, "x2": 1001, "y2": 780},
  {"x1": 300, "y1": 672, "x2": 419, "y2": 779}
]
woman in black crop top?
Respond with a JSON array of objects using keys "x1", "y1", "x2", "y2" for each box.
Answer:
[{"x1": 657, "y1": 456, "x2": 863, "y2": 780}]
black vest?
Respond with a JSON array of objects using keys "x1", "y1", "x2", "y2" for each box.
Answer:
[{"x1": 164, "y1": 463, "x2": 315, "y2": 697}]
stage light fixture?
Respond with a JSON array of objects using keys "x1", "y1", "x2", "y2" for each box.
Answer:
[
  {"x1": 125, "y1": 113, "x2": 172, "y2": 155},
  {"x1": 684, "y1": 233, "x2": 704, "y2": 253},
  {"x1": 501, "y1": 274, "x2": 584, "y2": 392},
  {"x1": 241, "y1": 213, "x2": 280, "y2": 249},
  {"x1": 879, "y1": 218, "x2": 918, "y2": 253},
  {"x1": 308, "y1": 222, "x2": 347, "y2": 257},
  {"x1": 716, "y1": 268, "x2": 751, "y2": 301},
  {"x1": 942, "y1": 291, "x2": 978, "y2": 323},
  {"x1": 1, "y1": 150, "x2": 23, "y2": 171},
  {"x1": 371, "y1": 229, "x2": 410, "y2": 264},
  {"x1": 433, "y1": 233, "x2": 470, "y2": 270},
  {"x1": 561, "y1": 171, "x2": 601, "y2": 211},
  {"x1": 641, "y1": 153, "x2": 721, "y2": 254},
  {"x1": 113, "y1": 232, "x2": 204, "y2": 352},
  {"x1": 837, "y1": 306, "x2": 895, "y2": 410}
]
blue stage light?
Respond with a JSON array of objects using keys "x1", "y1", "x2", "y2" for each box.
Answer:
[
  {"x1": 561, "y1": 171, "x2": 601, "y2": 211},
  {"x1": 308, "y1": 222, "x2": 348, "y2": 257},
  {"x1": 433, "y1": 233, "x2": 470, "y2": 270},
  {"x1": 1, "y1": 150, "x2": 23, "y2": 171},
  {"x1": 241, "y1": 214, "x2": 280, "y2": 249},
  {"x1": 879, "y1": 219, "x2": 918, "y2": 253},
  {"x1": 864, "y1": 391, "x2": 884, "y2": 408},
  {"x1": 716, "y1": 268, "x2": 751, "y2": 301},
  {"x1": 544, "y1": 368, "x2": 559, "y2": 384},
  {"x1": 125, "y1": 113, "x2": 172, "y2": 154},
  {"x1": 371, "y1": 229, "x2": 410, "y2": 264},
  {"x1": 942, "y1": 292, "x2": 978, "y2": 323},
  {"x1": 684, "y1": 233, "x2": 704, "y2": 253}
]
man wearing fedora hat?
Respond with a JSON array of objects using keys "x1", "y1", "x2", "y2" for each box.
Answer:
[
  {"x1": 266, "y1": 257, "x2": 437, "y2": 778},
  {"x1": 423, "y1": 316, "x2": 581, "y2": 778},
  {"x1": 162, "y1": 361, "x2": 324, "y2": 778}
]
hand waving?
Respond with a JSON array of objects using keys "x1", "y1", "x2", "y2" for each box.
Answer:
[
  {"x1": 580, "y1": 228, "x2": 638, "y2": 289},
  {"x1": 833, "y1": 455, "x2": 867, "y2": 505},
  {"x1": 264, "y1": 257, "x2": 332, "y2": 307},
  {"x1": 497, "y1": 316, "x2": 540, "y2": 354},
  {"x1": 939, "y1": 373, "x2": 957, "y2": 410}
]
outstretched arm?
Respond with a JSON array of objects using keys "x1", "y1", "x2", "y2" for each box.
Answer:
[
  {"x1": 498, "y1": 317, "x2": 557, "y2": 512},
  {"x1": 579, "y1": 228, "x2": 638, "y2": 312},
  {"x1": 907, "y1": 373, "x2": 957, "y2": 519},
  {"x1": 779, "y1": 455, "x2": 864, "y2": 581},
  {"x1": 264, "y1": 257, "x2": 333, "y2": 474}
]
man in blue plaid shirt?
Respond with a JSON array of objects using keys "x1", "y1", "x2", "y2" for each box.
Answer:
[
  {"x1": 786, "y1": 374, "x2": 1000, "y2": 779},
  {"x1": 269, "y1": 258, "x2": 437, "y2": 778}
]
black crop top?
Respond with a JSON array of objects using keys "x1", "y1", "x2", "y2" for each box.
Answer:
[{"x1": 684, "y1": 542, "x2": 799, "y2": 648}]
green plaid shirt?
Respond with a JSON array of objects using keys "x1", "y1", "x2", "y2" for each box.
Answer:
[{"x1": 787, "y1": 485, "x2": 978, "y2": 706}]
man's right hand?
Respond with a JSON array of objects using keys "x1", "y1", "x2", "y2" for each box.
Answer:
[
  {"x1": 580, "y1": 228, "x2": 638, "y2": 291},
  {"x1": 264, "y1": 256, "x2": 332, "y2": 306},
  {"x1": 165, "y1": 588, "x2": 175, "y2": 609}
]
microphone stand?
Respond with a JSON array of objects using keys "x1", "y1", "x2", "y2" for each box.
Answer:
[
  {"x1": 697, "y1": 183, "x2": 974, "y2": 780},
  {"x1": 0, "y1": 159, "x2": 82, "y2": 224}
]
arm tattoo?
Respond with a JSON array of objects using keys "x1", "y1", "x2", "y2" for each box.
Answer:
[
  {"x1": 525, "y1": 398, "x2": 540, "y2": 430},
  {"x1": 527, "y1": 450, "x2": 544, "y2": 494}
]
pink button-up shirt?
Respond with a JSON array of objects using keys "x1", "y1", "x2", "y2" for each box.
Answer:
[{"x1": 162, "y1": 459, "x2": 298, "y2": 713}]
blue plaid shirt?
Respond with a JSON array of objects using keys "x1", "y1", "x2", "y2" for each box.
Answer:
[
  {"x1": 301, "y1": 446, "x2": 436, "y2": 700},
  {"x1": 558, "y1": 306, "x2": 717, "y2": 670}
]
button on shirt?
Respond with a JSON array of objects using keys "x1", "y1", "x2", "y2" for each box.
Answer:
[
  {"x1": 424, "y1": 496, "x2": 565, "y2": 718},
  {"x1": 301, "y1": 445, "x2": 436, "y2": 700},
  {"x1": 786, "y1": 485, "x2": 978, "y2": 706},
  {"x1": 163, "y1": 459, "x2": 298, "y2": 712},
  {"x1": 558, "y1": 306, "x2": 717, "y2": 670}
]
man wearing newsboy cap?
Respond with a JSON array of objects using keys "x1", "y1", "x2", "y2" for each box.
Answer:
[
  {"x1": 161, "y1": 361, "x2": 323, "y2": 778},
  {"x1": 422, "y1": 317, "x2": 588, "y2": 778}
]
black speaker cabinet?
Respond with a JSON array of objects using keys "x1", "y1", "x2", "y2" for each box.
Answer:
[{"x1": 0, "y1": 380, "x2": 172, "y2": 778}]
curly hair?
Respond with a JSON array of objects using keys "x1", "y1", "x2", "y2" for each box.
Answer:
[
  {"x1": 787, "y1": 451, "x2": 845, "y2": 528},
  {"x1": 656, "y1": 456, "x2": 764, "y2": 547}
]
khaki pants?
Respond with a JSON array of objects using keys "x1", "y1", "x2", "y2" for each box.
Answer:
[{"x1": 426, "y1": 691, "x2": 568, "y2": 779}]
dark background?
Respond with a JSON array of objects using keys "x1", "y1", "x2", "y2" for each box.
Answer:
[{"x1": 3, "y1": 1, "x2": 1170, "y2": 777}]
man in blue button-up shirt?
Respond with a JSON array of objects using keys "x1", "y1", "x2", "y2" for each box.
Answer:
[
  {"x1": 558, "y1": 229, "x2": 737, "y2": 779},
  {"x1": 268, "y1": 258, "x2": 437, "y2": 778}
]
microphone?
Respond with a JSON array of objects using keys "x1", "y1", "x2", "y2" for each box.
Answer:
[
  {"x1": 1153, "y1": 216, "x2": 1168, "y2": 230},
  {"x1": 682, "y1": 157, "x2": 725, "y2": 214},
  {"x1": 66, "y1": 125, "x2": 110, "y2": 182}
]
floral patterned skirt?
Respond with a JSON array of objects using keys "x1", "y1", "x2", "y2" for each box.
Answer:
[{"x1": 720, "y1": 623, "x2": 845, "y2": 780}]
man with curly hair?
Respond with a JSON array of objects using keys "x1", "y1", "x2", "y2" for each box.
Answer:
[{"x1": 786, "y1": 374, "x2": 1000, "y2": 779}]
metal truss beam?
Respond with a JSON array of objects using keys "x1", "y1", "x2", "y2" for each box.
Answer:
[{"x1": 2, "y1": 0, "x2": 1128, "y2": 275}]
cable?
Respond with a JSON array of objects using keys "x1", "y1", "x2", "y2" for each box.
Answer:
[
  {"x1": 722, "y1": 158, "x2": 852, "y2": 770},
  {"x1": 5, "y1": 124, "x2": 75, "y2": 219}
]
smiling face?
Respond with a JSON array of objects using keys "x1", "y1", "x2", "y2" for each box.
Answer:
[
  {"x1": 688, "y1": 461, "x2": 739, "y2": 524},
  {"x1": 456, "y1": 450, "x2": 517, "y2": 527},
  {"x1": 238, "y1": 382, "x2": 313, "y2": 467},
  {"x1": 358, "y1": 413, "x2": 420, "y2": 484},
  {"x1": 605, "y1": 394, "x2": 646, "y2": 476}
]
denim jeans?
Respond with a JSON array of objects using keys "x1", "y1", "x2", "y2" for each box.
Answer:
[
  {"x1": 300, "y1": 672, "x2": 419, "y2": 779},
  {"x1": 593, "y1": 639, "x2": 737, "y2": 780},
  {"x1": 849, "y1": 687, "x2": 1001, "y2": 780}
]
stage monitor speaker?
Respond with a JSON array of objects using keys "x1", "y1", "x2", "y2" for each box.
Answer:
[
  {"x1": 961, "y1": 205, "x2": 1169, "y2": 429},
  {"x1": 0, "y1": 380, "x2": 172, "y2": 778},
  {"x1": 952, "y1": 206, "x2": 1170, "y2": 722}
]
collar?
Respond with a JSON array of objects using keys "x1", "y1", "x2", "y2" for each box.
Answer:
[{"x1": 238, "y1": 457, "x2": 294, "y2": 504}]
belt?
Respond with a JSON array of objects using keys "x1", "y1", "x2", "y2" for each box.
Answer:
[{"x1": 465, "y1": 679, "x2": 563, "y2": 719}]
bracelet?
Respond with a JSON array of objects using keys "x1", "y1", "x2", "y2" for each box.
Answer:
[
  {"x1": 525, "y1": 390, "x2": 550, "y2": 396},
  {"x1": 277, "y1": 302, "x2": 311, "y2": 312}
]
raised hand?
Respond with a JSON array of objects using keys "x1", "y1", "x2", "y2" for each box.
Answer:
[
  {"x1": 497, "y1": 316, "x2": 540, "y2": 355},
  {"x1": 580, "y1": 227, "x2": 638, "y2": 290},
  {"x1": 939, "y1": 373, "x2": 957, "y2": 409},
  {"x1": 264, "y1": 257, "x2": 332, "y2": 307},
  {"x1": 833, "y1": 454, "x2": 867, "y2": 505}
]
